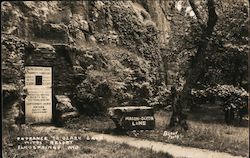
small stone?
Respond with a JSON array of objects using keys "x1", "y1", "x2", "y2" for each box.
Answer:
[{"x1": 61, "y1": 111, "x2": 79, "y2": 121}]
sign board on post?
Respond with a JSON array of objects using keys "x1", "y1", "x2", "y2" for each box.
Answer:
[{"x1": 25, "y1": 66, "x2": 52, "y2": 123}]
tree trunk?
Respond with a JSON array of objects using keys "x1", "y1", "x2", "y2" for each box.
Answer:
[{"x1": 169, "y1": 0, "x2": 218, "y2": 131}]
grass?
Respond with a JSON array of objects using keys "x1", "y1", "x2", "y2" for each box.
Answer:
[
  {"x1": 65, "y1": 108, "x2": 249, "y2": 157},
  {"x1": 3, "y1": 104, "x2": 247, "y2": 157},
  {"x1": 148, "y1": 110, "x2": 249, "y2": 157},
  {"x1": 65, "y1": 115, "x2": 116, "y2": 132},
  {"x1": 2, "y1": 122, "x2": 173, "y2": 158}
]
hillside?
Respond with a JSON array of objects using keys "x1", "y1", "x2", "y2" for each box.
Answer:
[
  {"x1": 2, "y1": 0, "x2": 248, "y2": 125},
  {"x1": 2, "y1": 1, "x2": 173, "y2": 116}
]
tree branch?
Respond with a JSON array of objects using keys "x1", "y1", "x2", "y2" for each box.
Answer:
[
  {"x1": 188, "y1": 0, "x2": 206, "y2": 29},
  {"x1": 205, "y1": 0, "x2": 218, "y2": 35}
]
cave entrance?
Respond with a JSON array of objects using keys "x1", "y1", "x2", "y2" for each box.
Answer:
[{"x1": 25, "y1": 66, "x2": 53, "y2": 124}]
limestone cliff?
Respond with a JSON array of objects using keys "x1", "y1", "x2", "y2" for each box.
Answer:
[{"x1": 2, "y1": 1, "x2": 173, "y2": 116}]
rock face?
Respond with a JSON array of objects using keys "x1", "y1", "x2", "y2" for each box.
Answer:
[
  {"x1": 55, "y1": 95, "x2": 79, "y2": 125},
  {"x1": 2, "y1": 1, "x2": 173, "y2": 120},
  {"x1": 1, "y1": 1, "x2": 171, "y2": 46}
]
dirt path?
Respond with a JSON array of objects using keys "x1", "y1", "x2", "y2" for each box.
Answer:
[{"x1": 33, "y1": 126, "x2": 246, "y2": 158}]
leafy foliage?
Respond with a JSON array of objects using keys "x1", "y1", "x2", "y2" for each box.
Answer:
[
  {"x1": 191, "y1": 84, "x2": 248, "y2": 118},
  {"x1": 163, "y1": 0, "x2": 248, "y2": 104},
  {"x1": 198, "y1": 0, "x2": 249, "y2": 89},
  {"x1": 191, "y1": 85, "x2": 248, "y2": 100}
]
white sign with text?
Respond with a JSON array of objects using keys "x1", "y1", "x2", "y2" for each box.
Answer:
[{"x1": 25, "y1": 66, "x2": 52, "y2": 123}]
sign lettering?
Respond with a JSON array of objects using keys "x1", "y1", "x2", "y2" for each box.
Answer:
[{"x1": 25, "y1": 66, "x2": 52, "y2": 123}]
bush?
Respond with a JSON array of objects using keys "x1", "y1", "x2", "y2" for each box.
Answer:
[{"x1": 191, "y1": 84, "x2": 248, "y2": 108}]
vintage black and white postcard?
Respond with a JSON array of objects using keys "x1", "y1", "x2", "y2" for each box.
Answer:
[{"x1": 1, "y1": 1, "x2": 249, "y2": 158}]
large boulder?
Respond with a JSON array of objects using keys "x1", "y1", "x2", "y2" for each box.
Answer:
[
  {"x1": 55, "y1": 95, "x2": 79, "y2": 125},
  {"x1": 108, "y1": 106, "x2": 155, "y2": 130}
]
